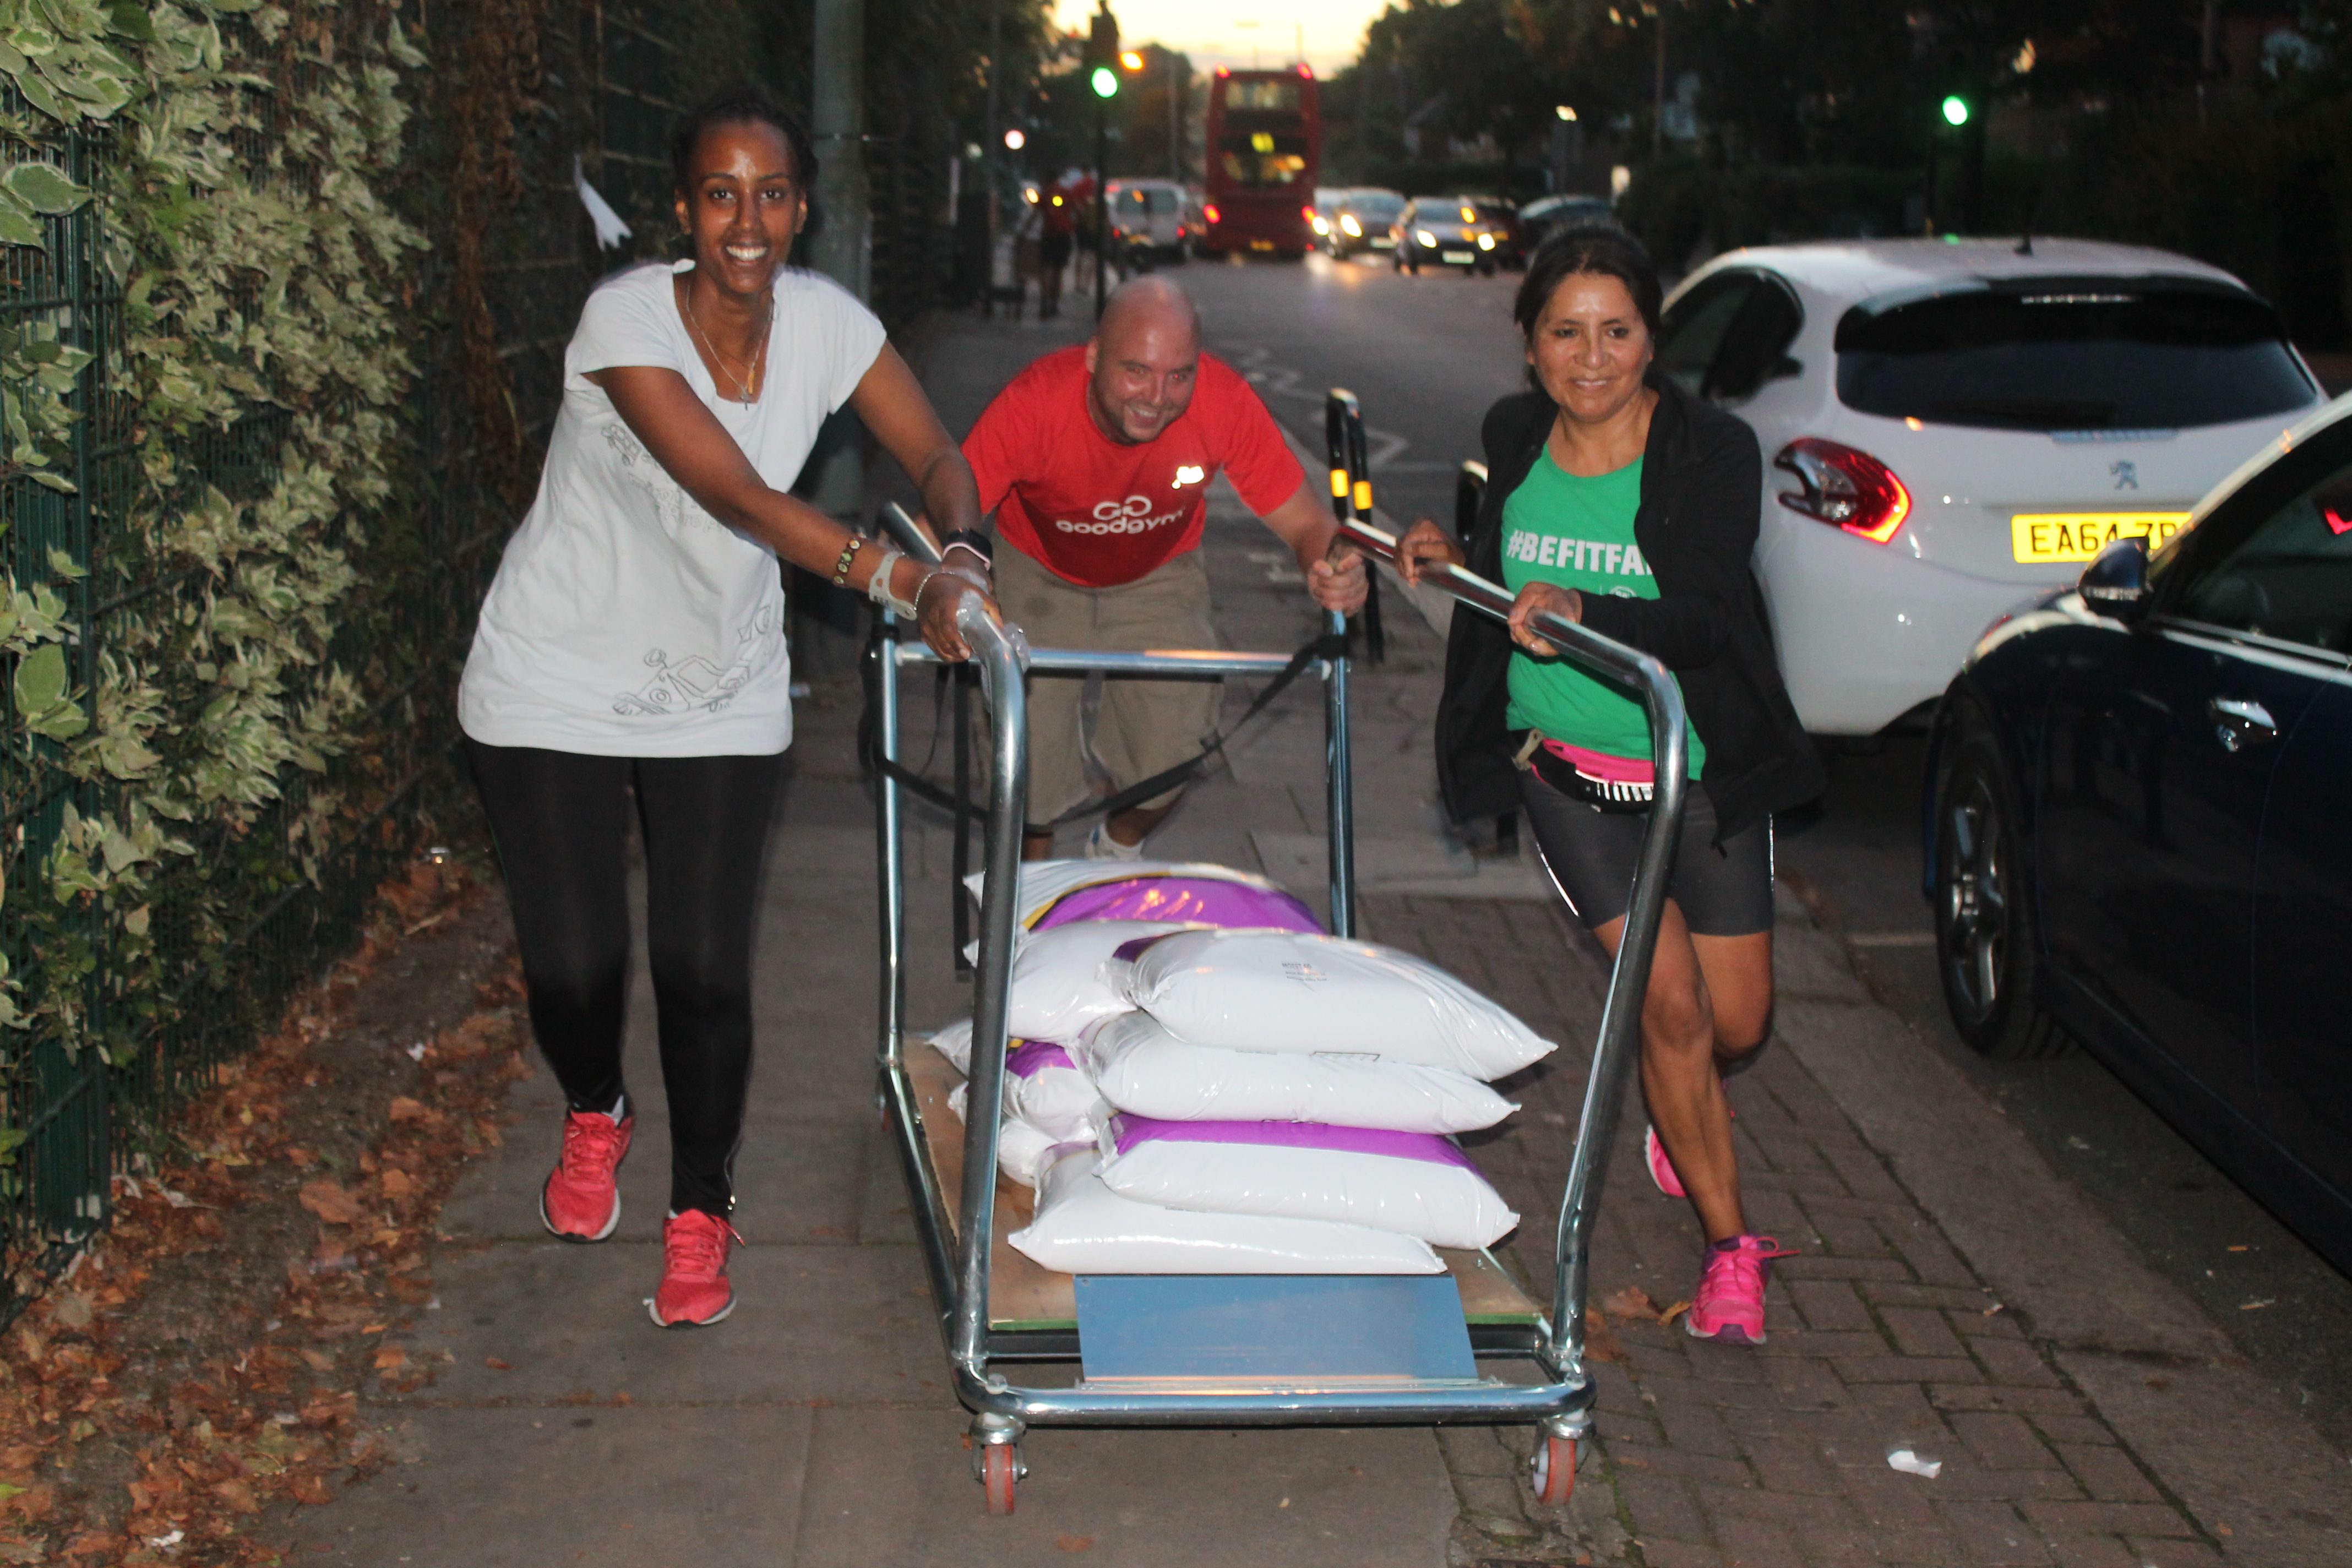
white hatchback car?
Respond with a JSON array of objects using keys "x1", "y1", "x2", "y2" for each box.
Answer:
[{"x1": 1654, "y1": 239, "x2": 2326, "y2": 734}]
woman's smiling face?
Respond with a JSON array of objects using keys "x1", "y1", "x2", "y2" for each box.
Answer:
[
  {"x1": 674, "y1": 120, "x2": 804, "y2": 297},
  {"x1": 1526, "y1": 271, "x2": 1654, "y2": 426}
]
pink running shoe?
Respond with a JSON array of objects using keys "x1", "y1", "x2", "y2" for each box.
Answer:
[
  {"x1": 540, "y1": 1107, "x2": 634, "y2": 1243},
  {"x1": 649, "y1": 1210, "x2": 742, "y2": 1328},
  {"x1": 1645, "y1": 1106, "x2": 1734, "y2": 1200},
  {"x1": 1645, "y1": 1125, "x2": 1687, "y2": 1198},
  {"x1": 1684, "y1": 1233, "x2": 1797, "y2": 1346}
]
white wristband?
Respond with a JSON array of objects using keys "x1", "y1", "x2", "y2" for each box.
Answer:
[{"x1": 865, "y1": 546, "x2": 919, "y2": 618}]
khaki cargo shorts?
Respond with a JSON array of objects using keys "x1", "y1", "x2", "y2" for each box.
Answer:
[{"x1": 988, "y1": 545, "x2": 1222, "y2": 827}]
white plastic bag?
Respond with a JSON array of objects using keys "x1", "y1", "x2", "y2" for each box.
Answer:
[
  {"x1": 1003, "y1": 1040, "x2": 1107, "y2": 1140},
  {"x1": 1009, "y1": 1151, "x2": 1444, "y2": 1275},
  {"x1": 1079, "y1": 1010, "x2": 1517, "y2": 1134},
  {"x1": 1114, "y1": 928, "x2": 1556, "y2": 1080},
  {"x1": 1094, "y1": 1114, "x2": 1519, "y2": 1249},
  {"x1": 927, "y1": 1018, "x2": 975, "y2": 1074},
  {"x1": 1006, "y1": 921, "x2": 1190, "y2": 1040},
  {"x1": 944, "y1": 1080, "x2": 1096, "y2": 1190}
]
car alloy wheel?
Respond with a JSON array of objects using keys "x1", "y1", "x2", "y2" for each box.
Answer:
[{"x1": 1933, "y1": 731, "x2": 2068, "y2": 1059}]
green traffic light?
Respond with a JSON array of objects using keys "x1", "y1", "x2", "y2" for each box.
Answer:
[
  {"x1": 1941, "y1": 95, "x2": 1971, "y2": 127},
  {"x1": 1091, "y1": 65, "x2": 1118, "y2": 99}
]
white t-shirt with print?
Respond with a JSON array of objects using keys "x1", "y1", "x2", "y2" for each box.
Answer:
[{"x1": 459, "y1": 259, "x2": 886, "y2": 756}]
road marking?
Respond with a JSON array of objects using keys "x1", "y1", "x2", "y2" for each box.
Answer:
[{"x1": 1847, "y1": 932, "x2": 1938, "y2": 947}]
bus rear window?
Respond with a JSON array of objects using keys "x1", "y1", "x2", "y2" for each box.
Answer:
[
  {"x1": 1218, "y1": 134, "x2": 1308, "y2": 188},
  {"x1": 1835, "y1": 284, "x2": 2316, "y2": 432},
  {"x1": 1225, "y1": 80, "x2": 1300, "y2": 112}
]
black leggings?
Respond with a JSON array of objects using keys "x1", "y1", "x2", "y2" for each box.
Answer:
[{"x1": 465, "y1": 741, "x2": 784, "y2": 1217}]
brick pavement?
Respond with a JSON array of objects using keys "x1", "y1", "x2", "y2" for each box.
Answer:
[{"x1": 1369, "y1": 890, "x2": 2234, "y2": 1568}]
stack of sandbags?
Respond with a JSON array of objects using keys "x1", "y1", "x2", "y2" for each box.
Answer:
[{"x1": 930, "y1": 863, "x2": 1556, "y2": 1276}]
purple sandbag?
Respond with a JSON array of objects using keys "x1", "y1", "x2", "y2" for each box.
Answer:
[
  {"x1": 1109, "y1": 1113, "x2": 1477, "y2": 1170},
  {"x1": 1006, "y1": 1040, "x2": 1078, "y2": 1079},
  {"x1": 1035, "y1": 876, "x2": 1321, "y2": 933}
]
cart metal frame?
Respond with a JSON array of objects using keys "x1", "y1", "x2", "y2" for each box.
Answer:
[{"x1": 869, "y1": 505, "x2": 1689, "y2": 1505}]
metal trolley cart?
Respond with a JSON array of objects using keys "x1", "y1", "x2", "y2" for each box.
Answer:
[{"x1": 868, "y1": 453, "x2": 1690, "y2": 1515}]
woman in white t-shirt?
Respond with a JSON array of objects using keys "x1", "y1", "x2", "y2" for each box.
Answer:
[{"x1": 458, "y1": 87, "x2": 990, "y2": 1329}]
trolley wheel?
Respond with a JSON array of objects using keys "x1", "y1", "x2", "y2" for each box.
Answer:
[
  {"x1": 981, "y1": 1442, "x2": 1019, "y2": 1516},
  {"x1": 1531, "y1": 1434, "x2": 1576, "y2": 1506}
]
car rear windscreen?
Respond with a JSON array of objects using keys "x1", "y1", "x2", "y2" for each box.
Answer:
[{"x1": 1835, "y1": 282, "x2": 2316, "y2": 432}]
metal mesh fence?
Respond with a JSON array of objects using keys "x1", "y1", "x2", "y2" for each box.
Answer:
[{"x1": 0, "y1": 0, "x2": 961, "y2": 1321}]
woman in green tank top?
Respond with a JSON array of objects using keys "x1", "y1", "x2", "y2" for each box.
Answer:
[{"x1": 1392, "y1": 226, "x2": 1801, "y2": 1347}]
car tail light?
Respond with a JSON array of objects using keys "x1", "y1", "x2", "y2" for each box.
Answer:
[
  {"x1": 1204, "y1": 204, "x2": 1221, "y2": 225},
  {"x1": 1773, "y1": 438, "x2": 1911, "y2": 544},
  {"x1": 1302, "y1": 205, "x2": 1316, "y2": 222}
]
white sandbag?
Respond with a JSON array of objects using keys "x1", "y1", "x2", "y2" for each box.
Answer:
[
  {"x1": 1094, "y1": 1114, "x2": 1520, "y2": 1249},
  {"x1": 966, "y1": 859, "x2": 1317, "y2": 933},
  {"x1": 1078, "y1": 1011, "x2": 1517, "y2": 1134},
  {"x1": 944, "y1": 1080, "x2": 1096, "y2": 1190},
  {"x1": 927, "y1": 1017, "x2": 975, "y2": 1074},
  {"x1": 1006, "y1": 921, "x2": 1192, "y2": 1040},
  {"x1": 1114, "y1": 928, "x2": 1556, "y2": 1080},
  {"x1": 1009, "y1": 1151, "x2": 1443, "y2": 1275},
  {"x1": 1003, "y1": 1040, "x2": 1107, "y2": 1140}
]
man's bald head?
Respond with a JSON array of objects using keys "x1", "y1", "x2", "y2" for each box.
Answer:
[{"x1": 1084, "y1": 277, "x2": 1202, "y2": 445}]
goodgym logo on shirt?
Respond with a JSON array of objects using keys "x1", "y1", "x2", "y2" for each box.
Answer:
[{"x1": 1055, "y1": 494, "x2": 1191, "y2": 536}]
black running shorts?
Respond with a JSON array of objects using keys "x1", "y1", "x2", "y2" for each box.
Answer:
[{"x1": 1518, "y1": 769, "x2": 1774, "y2": 938}]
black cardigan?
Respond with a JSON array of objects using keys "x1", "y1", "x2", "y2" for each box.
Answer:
[{"x1": 1433, "y1": 373, "x2": 1825, "y2": 845}]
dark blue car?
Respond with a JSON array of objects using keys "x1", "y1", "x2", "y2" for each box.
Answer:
[{"x1": 1924, "y1": 394, "x2": 2352, "y2": 1273}]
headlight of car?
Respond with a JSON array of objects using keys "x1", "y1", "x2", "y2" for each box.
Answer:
[
  {"x1": 1415, "y1": 228, "x2": 1437, "y2": 247},
  {"x1": 1340, "y1": 214, "x2": 1361, "y2": 237},
  {"x1": 1477, "y1": 233, "x2": 1496, "y2": 251},
  {"x1": 1311, "y1": 215, "x2": 1330, "y2": 235}
]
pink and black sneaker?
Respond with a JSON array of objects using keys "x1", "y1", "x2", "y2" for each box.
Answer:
[
  {"x1": 1684, "y1": 1233, "x2": 1797, "y2": 1346},
  {"x1": 539, "y1": 1104, "x2": 634, "y2": 1243}
]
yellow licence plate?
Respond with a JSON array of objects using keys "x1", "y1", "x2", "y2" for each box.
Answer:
[{"x1": 2010, "y1": 512, "x2": 2191, "y2": 564}]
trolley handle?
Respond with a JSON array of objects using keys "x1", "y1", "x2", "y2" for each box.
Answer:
[{"x1": 1338, "y1": 514, "x2": 1689, "y2": 1384}]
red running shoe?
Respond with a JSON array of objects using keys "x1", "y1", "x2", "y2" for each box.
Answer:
[
  {"x1": 540, "y1": 1107, "x2": 634, "y2": 1243},
  {"x1": 1684, "y1": 1233, "x2": 1797, "y2": 1346},
  {"x1": 649, "y1": 1210, "x2": 741, "y2": 1328}
]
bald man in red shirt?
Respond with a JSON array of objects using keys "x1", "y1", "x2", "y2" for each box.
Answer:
[{"x1": 954, "y1": 276, "x2": 1367, "y2": 860}]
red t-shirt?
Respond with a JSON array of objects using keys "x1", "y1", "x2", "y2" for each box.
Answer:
[{"x1": 963, "y1": 345, "x2": 1305, "y2": 587}]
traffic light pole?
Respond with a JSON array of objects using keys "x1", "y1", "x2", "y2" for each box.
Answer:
[{"x1": 1095, "y1": 97, "x2": 1109, "y2": 321}]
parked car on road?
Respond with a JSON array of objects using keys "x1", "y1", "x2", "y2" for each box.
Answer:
[
  {"x1": 1325, "y1": 187, "x2": 1404, "y2": 259},
  {"x1": 1652, "y1": 239, "x2": 2324, "y2": 733},
  {"x1": 1391, "y1": 195, "x2": 1512, "y2": 276},
  {"x1": 1924, "y1": 390, "x2": 2352, "y2": 1272}
]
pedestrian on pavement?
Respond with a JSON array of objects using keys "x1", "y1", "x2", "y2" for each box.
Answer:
[
  {"x1": 456, "y1": 85, "x2": 995, "y2": 1330},
  {"x1": 950, "y1": 275, "x2": 1370, "y2": 861},
  {"x1": 1394, "y1": 225, "x2": 1825, "y2": 1346},
  {"x1": 1038, "y1": 170, "x2": 1083, "y2": 320}
]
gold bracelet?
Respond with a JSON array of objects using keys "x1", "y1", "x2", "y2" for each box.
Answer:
[{"x1": 829, "y1": 535, "x2": 863, "y2": 587}]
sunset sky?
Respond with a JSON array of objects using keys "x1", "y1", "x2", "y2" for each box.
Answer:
[{"x1": 1048, "y1": 1, "x2": 1390, "y2": 78}]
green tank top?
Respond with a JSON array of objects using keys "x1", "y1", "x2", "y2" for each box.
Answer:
[{"x1": 1500, "y1": 450, "x2": 1706, "y2": 778}]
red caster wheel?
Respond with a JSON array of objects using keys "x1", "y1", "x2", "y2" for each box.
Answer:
[
  {"x1": 1532, "y1": 1433, "x2": 1577, "y2": 1505},
  {"x1": 980, "y1": 1442, "x2": 1020, "y2": 1516}
]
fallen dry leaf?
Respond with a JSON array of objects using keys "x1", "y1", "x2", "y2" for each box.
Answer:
[
  {"x1": 1581, "y1": 1307, "x2": 1628, "y2": 1364},
  {"x1": 380, "y1": 1168, "x2": 416, "y2": 1198},
  {"x1": 1603, "y1": 1286, "x2": 1667, "y2": 1324},
  {"x1": 288, "y1": 1469, "x2": 334, "y2": 1506},
  {"x1": 1055, "y1": 1536, "x2": 1095, "y2": 1553},
  {"x1": 372, "y1": 1346, "x2": 407, "y2": 1373},
  {"x1": 388, "y1": 1096, "x2": 427, "y2": 1121},
  {"x1": 298, "y1": 1180, "x2": 364, "y2": 1226},
  {"x1": 1658, "y1": 1299, "x2": 1692, "y2": 1327},
  {"x1": 213, "y1": 1477, "x2": 259, "y2": 1513},
  {"x1": 484, "y1": 1357, "x2": 514, "y2": 1371}
]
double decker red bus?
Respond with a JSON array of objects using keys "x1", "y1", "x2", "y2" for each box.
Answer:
[{"x1": 1197, "y1": 64, "x2": 1319, "y2": 260}]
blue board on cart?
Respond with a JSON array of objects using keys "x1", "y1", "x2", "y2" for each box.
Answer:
[{"x1": 1074, "y1": 1275, "x2": 1477, "y2": 1382}]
